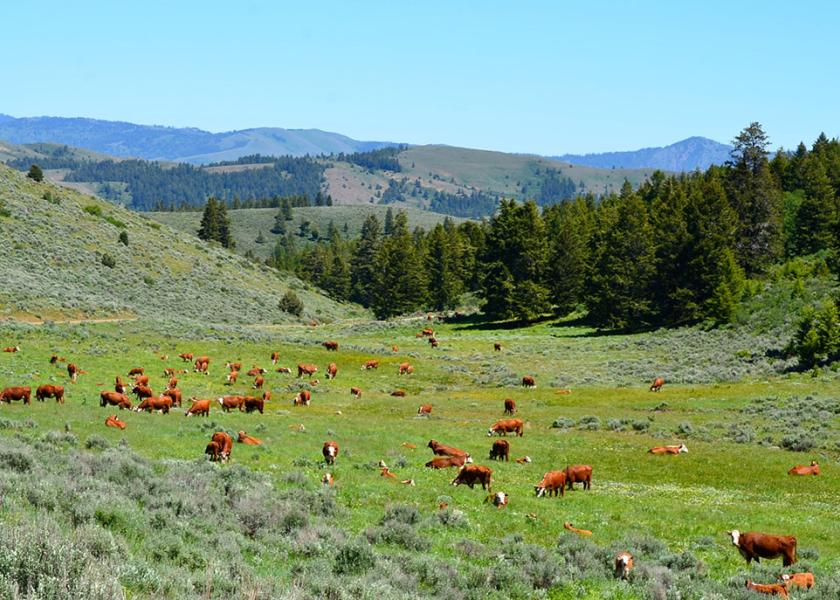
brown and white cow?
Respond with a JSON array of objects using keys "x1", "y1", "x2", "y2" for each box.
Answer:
[
  {"x1": 115, "y1": 376, "x2": 127, "y2": 394},
  {"x1": 323, "y1": 441, "x2": 339, "y2": 465},
  {"x1": 648, "y1": 444, "x2": 688, "y2": 455},
  {"x1": 132, "y1": 384, "x2": 153, "y2": 401},
  {"x1": 208, "y1": 431, "x2": 233, "y2": 461},
  {"x1": 166, "y1": 376, "x2": 178, "y2": 389},
  {"x1": 100, "y1": 391, "x2": 131, "y2": 410},
  {"x1": 194, "y1": 356, "x2": 210, "y2": 374},
  {"x1": 788, "y1": 461, "x2": 819, "y2": 476},
  {"x1": 503, "y1": 398, "x2": 516, "y2": 415},
  {"x1": 486, "y1": 491, "x2": 508, "y2": 508},
  {"x1": 427, "y1": 440, "x2": 471, "y2": 459},
  {"x1": 246, "y1": 366, "x2": 265, "y2": 377},
  {"x1": 780, "y1": 572, "x2": 814, "y2": 590},
  {"x1": 421, "y1": 328, "x2": 434, "y2": 337},
  {"x1": 326, "y1": 363, "x2": 338, "y2": 380},
  {"x1": 488, "y1": 419, "x2": 524, "y2": 437},
  {"x1": 270, "y1": 352, "x2": 280, "y2": 365},
  {"x1": 615, "y1": 553, "x2": 634, "y2": 580},
  {"x1": 226, "y1": 361, "x2": 242, "y2": 372},
  {"x1": 262, "y1": 390, "x2": 271, "y2": 403},
  {"x1": 162, "y1": 388, "x2": 182, "y2": 407},
  {"x1": 36, "y1": 384, "x2": 64, "y2": 403},
  {"x1": 390, "y1": 390, "x2": 406, "y2": 397},
  {"x1": 350, "y1": 386, "x2": 362, "y2": 399},
  {"x1": 489, "y1": 439, "x2": 510, "y2": 461},
  {"x1": 745, "y1": 580, "x2": 788, "y2": 598},
  {"x1": 133, "y1": 374, "x2": 150, "y2": 387},
  {"x1": 135, "y1": 395, "x2": 173, "y2": 414},
  {"x1": 565, "y1": 464, "x2": 592, "y2": 491},
  {"x1": 226, "y1": 370, "x2": 238, "y2": 385},
  {"x1": 237, "y1": 431, "x2": 262, "y2": 445},
  {"x1": 729, "y1": 530, "x2": 797, "y2": 566},
  {"x1": 105, "y1": 414, "x2": 127, "y2": 430},
  {"x1": 361, "y1": 359, "x2": 379, "y2": 370},
  {"x1": 380, "y1": 466, "x2": 397, "y2": 478},
  {"x1": 535, "y1": 471, "x2": 566, "y2": 497},
  {"x1": 323, "y1": 340, "x2": 339, "y2": 351},
  {"x1": 2, "y1": 346, "x2": 20, "y2": 353},
  {"x1": 178, "y1": 352, "x2": 193, "y2": 362},
  {"x1": 399, "y1": 362, "x2": 413, "y2": 375},
  {"x1": 521, "y1": 375, "x2": 536, "y2": 388},
  {"x1": 650, "y1": 377, "x2": 665, "y2": 392},
  {"x1": 252, "y1": 375, "x2": 265, "y2": 389},
  {"x1": 185, "y1": 398, "x2": 211, "y2": 417},
  {"x1": 1, "y1": 386, "x2": 31, "y2": 404},
  {"x1": 242, "y1": 396, "x2": 264, "y2": 414},
  {"x1": 298, "y1": 363, "x2": 318, "y2": 378},
  {"x1": 67, "y1": 363, "x2": 79, "y2": 382},
  {"x1": 293, "y1": 390, "x2": 311, "y2": 406},
  {"x1": 128, "y1": 367, "x2": 144, "y2": 377},
  {"x1": 276, "y1": 366, "x2": 291, "y2": 374},
  {"x1": 218, "y1": 395, "x2": 244, "y2": 412},
  {"x1": 494, "y1": 343, "x2": 502, "y2": 351},
  {"x1": 417, "y1": 404, "x2": 432, "y2": 416},
  {"x1": 428, "y1": 337, "x2": 439, "y2": 348},
  {"x1": 205, "y1": 440, "x2": 223, "y2": 462},
  {"x1": 426, "y1": 455, "x2": 468, "y2": 469},
  {"x1": 451, "y1": 465, "x2": 492, "y2": 491},
  {"x1": 322, "y1": 473, "x2": 334, "y2": 487},
  {"x1": 564, "y1": 522, "x2": 593, "y2": 536}
]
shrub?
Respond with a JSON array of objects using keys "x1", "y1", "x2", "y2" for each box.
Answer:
[
  {"x1": 0, "y1": 198, "x2": 11, "y2": 218},
  {"x1": 333, "y1": 538, "x2": 376, "y2": 575},
  {"x1": 119, "y1": 231, "x2": 129, "y2": 246},
  {"x1": 780, "y1": 430, "x2": 816, "y2": 452},
  {"x1": 787, "y1": 299, "x2": 840, "y2": 368},
  {"x1": 675, "y1": 422, "x2": 694, "y2": 436},
  {"x1": 43, "y1": 190, "x2": 60, "y2": 205},
  {"x1": 27, "y1": 164, "x2": 44, "y2": 181},
  {"x1": 85, "y1": 435, "x2": 111, "y2": 450},
  {"x1": 551, "y1": 417, "x2": 575, "y2": 429},
  {"x1": 84, "y1": 204, "x2": 103, "y2": 217},
  {"x1": 278, "y1": 290, "x2": 304, "y2": 316},
  {"x1": 632, "y1": 419, "x2": 651, "y2": 432},
  {"x1": 105, "y1": 215, "x2": 127, "y2": 228},
  {"x1": 101, "y1": 254, "x2": 116, "y2": 268},
  {"x1": 578, "y1": 415, "x2": 601, "y2": 430}
]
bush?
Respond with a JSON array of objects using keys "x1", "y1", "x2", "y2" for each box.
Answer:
[
  {"x1": 84, "y1": 204, "x2": 103, "y2": 217},
  {"x1": 787, "y1": 299, "x2": 840, "y2": 368},
  {"x1": 43, "y1": 191, "x2": 60, "y2": 205},
  {"x1": 278, "y1": 290, "x2": 304, "y2": 316},
  {"x1": 551, "y1": 417, "x2": 575, "y2": 429},
  {"x1": 0, "y1": 198, "x2": 11, "y2": 218},
  {"x1": 333, "y1": 538, "x2": 376, "y2": 575},
  {"x1": 675, "y1": 421, "x2": 694, "y2": 436},
  {"x1": 578, "y1": 415, "x2": 601, "y2": 430},
  {"x1": 119, "y1": 231, "x2": 129, "y2": 246},
  {"x1": 27, "y1": 164, "x2": 44, "y2": 181},
  {"x1": 101, "y1": 253, "x2": 116, "y2": 268},
  {"x1": 780, "y1": 430, "x2": 816, "y2": 452},
  {"x1": 85, "y1": 435, "x2": 111, "y2": 450}
]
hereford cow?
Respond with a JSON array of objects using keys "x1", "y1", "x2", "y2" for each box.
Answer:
[
  {"x1": 426, "y1": 455, "x2": 468, "y2": 469},
  {"x1": 380, "y1": 467, "x2": 397, "y2": 478},
  {"x1": 179, "y1": 352, "x2": 193, "y2": 362},
  {"x1": 105, "y1": 414, "x2": 127, "y2": 430},
  {"x1": 427, "y1": 440, "x2": 471, "y2": 459},
  {"x1": 67, "y1": 363, "x2": 78, "y2": 382},
  {"x1": 494, "y1": 343, "x2": 502, "y2": 351},
  {"x1": 615, "y1": 553, "x2": 634, "y2": 580},
  {"x1": 211, "y1": 432, "x2": 233, "y2": 460},
  {"x1": 262, "y1": 390, "x2": 271, "y2": 403},
  {"x1": 361, "y1": 359, "x2": 379, "y2": 370},
  {"x1": 489, "y1": 439, "x2": 510, "y2": 461},
  {"x1": 650, "y1": 377, "x2": 665, "y2": 392},
  {"x1": 36, "y1": 384, "x2": 64, "y2": 403},
  {"x1": 488, "y1": 419, "x2": 524, "y2": 437},
  {"x1": 100, "y1": 391, "x2": 131, "y2": 409},
  {"x1": 132, "y1": 385, "x2": 153, "y2": 401},
  {"x1": 128, "y1": 367, "x2": 144, "y2": 377},
  {"x1": 226, "y1": 361, "x2": 242, "y2": 372},
  {"x1": 218, "y1": 395, "x2": 244, "y2": 411},
  {"x1": 649, "y1": 444, "x2": 688, "y2": 455},
  {"x1": 133, "y1": 375, "x2": 150, "y2": 387},
  {"x1": 322, "y1": 473, "x2": 334, "y2": 487},
  {"x1": 521, "y1": 375, "x2": 536, "y2": 388},
  {"x1": 398, "y1": 362, "x2": 413, "y2": 375},
  {"x1": 390, "y1": 390, "x2": 406, "y2": 397},
  {"x1": 323, "y1": 441, "x2": 339, "y2": 465},
  {"x1": 293, "y1": 390, "x2": 311, "y2": 406},
  {"x1": 297, "y1": 363, "x2": 318, "y2": 378},
  {"x1": 788, "y1": 461, "x2": 819, "y2": 476},
  {"x1": 487, "y1": 491, "x2": 508, "y2": 508},
  {"x1": 3, "y1": 346, "x2": 20, "y2": 353},
  {"x1": 565, "y1": 464, "x2": 592, "y2": 491},
  {"x1": 115, "y1": 376, "x2": 127, "y2": 394},
  {"x1": 535, "y1": 471, "x2": 567, "y2": 497},
  {"x1": 451, "y1": 465, "x2": 493, "y2": 491},
  {"x1": 50, "y1": 355, "x2": 65, "y2": 364},
  {"x1": 729, "y1": 530, "x2": 797, "y2": 566},
  {"x1": 135, "y1": 396, "x2": 173, "y2": 414},
  {"x1": 1, "y1": 386, "x2": 31, "y2": 404},
  {"x1": 745, "y1": 581, "x2": 788, "y2": 598},
  {"x1": 323, "y1": 341, "x2": 339, "y2": 351},
  {"x1": 242, "y1": 396, "x2": 264, "y2": 414},
  {"x1": 246, "y1": 366, "x2": 265, "y2": 377},
  {"x1": 780, "y1": 572, "x2": 814, "y2": 590},
  {"x1": 326, "y1": 363, "x2": 338, "y2": 380},
  {"x1": 564, "y1": 522, "x2": 593, "y2": 536},
  {"x1": 194, "y1": 356, "x2": 210, "y2": 374},
  {"x1": 166, "y1": 376, "x2": 178, "y2": 389},
  {"x1": 270, "y1": 352, "x2": 280, "y2": 365},
  {"x1": 205, "y1": 440, "x2": 222, "y2": 462},
  {"x1": 417, "y1": 404, "x2": 432, "y2": 416},
  {"x1": 391, "y1": 345, "x2": 398, "y2": 352},
  {"x1": 252, "y1": 376, "x2": 265, "y2": 389},
  {"x1": 237, "y1": 431, "x2": 262, "y2": 445},
  {"x1": 428, "y1": 337, "x2": 439, "y2": 348},
  {"x1": 226, "y1": 371, "x2": 238, "y2": 385},
  {"x1": 350, "y1": 387, "x2": 362, "y2": 399},
  {"x1": 162, "y1": 388, "x2": 182, "y2": 407},
  {"x1": 503, "y1": 398, "x2": 516, "y2": 415},
  {"x1": 185, "y1": 398, "x2": 211, "y2": 417},
  {"x1": 515, "y1": 456, "x2": 532, "y2": 464},
  {"x1": 421, "y1": 328, "x2": 434, "y2": 337}
]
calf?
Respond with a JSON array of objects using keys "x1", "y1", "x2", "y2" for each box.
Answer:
[
  {"x1": 211, "y1": 432, "x2": 233, "y2": 461},
  {"x1": 276, "y1": 366, "x2": 291, "y2": 374},
  {"x1": 226, "y1": 361, "x2": 242, "y2": 372},
  {"x1": 293, "y1": 390, "x2": 311, "y2": 406},
  {"x1": 361, "y1": 359, "x2": 379, "y2": 370},
  {"x1": 493, "y1": 343, "x2": 502, "y2": 351},
  {"x1": 487, "y1": 418, "x2": 524, "y2": 437},
  {"x1": 565, "y1": 464, "x2": 592, "y2": 491},
  {"x1": 489, "y1": 439, "x2": 510, "y2": 461},
  {"x1": 650, "y1": 377, "x2": 665, "y2": 392},
  {"x1": 218, "y1": 395, "x2": 244, "y2": 412},
  {"x1": 252, "y1": 375, "x2": 265, "y2": 389},
  {"x1": 162, "y1": 388, "x2": 182, "y2": 407},
  {"x1": 326, "y1": 362, "x2": 338, "y2": 380},
  {"x1": 226, "y1": 371, "x2": 238, "y2": 385},
  {"x1": 515, "y1": 456, "x2": 532, "y2": 464},
  {"x1": 426, "y1": 455, "x2": 468, "y2": 469},
  {"x1": 36, "y1": 384, "x2": 64, "y2": 403},
  {"x1": 615, "y1": 553, "x2": 634, "y2": 580},
  {"x1": 1, "y1": 386, "x2": 31, "y2": 404},
  {"x1": 398, "y1": 362, "x2": 413, "y2": 375},
  {"x1": 417, "y1": 404, "x2": 432, "y2": 416},
  {"x1": 185, "y1": 398, "x2": 211, "y2": 417},
  {"x1": 788, "y1": 461, "x2": 819, "y2": 476},
  {"x1": 380, "y1": 467, "x2": 397, "y2": 478},
  {"x1": 237, "y1": 431, "x2": 262, "y2": 445},
  {"x1": 178, "y1": 352, "x2": 193, "y2": 362},
  {"x1": 205, "y1": 440, "x2": 223, "y2": 462},
  {"x1": 564, "y1": 522, "x2": 593, "y2": 536},
  {"x1": 194, "y1": 356, "x2": 210, "y2": 374},
  {"x1": 100, "y1": 391, "x2": 132, "y2": 410},
  {"x1": 262, "y1": 390, "x2": 271, "y2": 403},
  {"x1": 135, "y1": 395, "x2": 173, "y2": 414},
  {"x1": 323, "y1": 441, "x2": 339, "y2": 465},
  {"x1": 428, "y1": 440, "x2": 470, "y2": 459},
  {"x1": 246, "y1": 366, "x2": 265, "y2": 377},
  {"x1": 242, "y1": 396, "x2": 264, "y2": 414},
  {"x1": 503, "y1": 398, "x2": 516, "y2": 415},
  {"x1": 297, "y1": 363, "x2": 318, "y2": 378},
  {"x1": 67, "y1": 363, "x2": 78, "y2": 382},
  {"x1": 391, "y1": 390, "x2": 406, "y2": 397},
  {"x1": 521, "y1": 375, "x2": 536, "y2": 388},
  {"x1": 428, "y1": 337, "x2": 439, "y2": 348},
  {"x1": 128, "y1": 367, "x2": 144, "y2": 377},
  {"x1": 451, "y1": 465, "x2": 492, "y2": 491},
  {"x1": 350, "y1": 387, "x2": 362, "y2": 399},
  {"x1": 166, "y1": 376, "x2": 178, "y2": 389},
  {"x1": 115, "y1": 376, "x2": 127, "y2": 394},
  {"x1": 780, "y1": 572, "x2": 814, "y2": 590},
  {"x1": 649, "y1": 444, "x2": 688, "y2": 455},
  {"x1": 322, "y1": 473, "x2": 334, "y2": 487},
  {"x1": 487, "y1": 491, "x2": 508, "y2": 508},
  {"x1": 729, "y1": 530, "x2": 797, "y2": 566},
  {"x1": 105, "y1": 414, "x2": 127, "y2": 430},
  {"x1": 323, "y1": 340, "x2": 339, "y2": 351},
  {"x1": 535, "y1": 471, "x2": 566, "y2": 497},
  {"x1": 133, "y1": 375, "x2": 150, "y2": 386},
  {"x1": 745, "y1": 580, "x2": 788, "y2": 598},
  {"x1": 270, "y1": 352, "x2": 280, "y2": 365}
]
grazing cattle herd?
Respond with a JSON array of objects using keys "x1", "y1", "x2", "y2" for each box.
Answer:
[{"x1": 0, "y1": 335, "x2": 826, "y2": 594}]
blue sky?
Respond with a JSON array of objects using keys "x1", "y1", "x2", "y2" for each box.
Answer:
[{"x1": 3, "y1": 1, "x2": 838, "y2": 154}]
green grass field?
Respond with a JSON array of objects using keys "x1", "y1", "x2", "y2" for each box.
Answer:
[{"x1": 1, "y1": 312, "x2": 837, "y2": 598}]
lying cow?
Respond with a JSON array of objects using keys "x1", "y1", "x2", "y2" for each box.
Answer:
[
  {"x1": 649, "y1": 444, "x2": 688, "y2": 455},
  {"x1": 564, "y1": 522, "x2": 592, "y2": 536},
  {"x1": 226, "y1": 361, "x2": 242, "y2": 372},
  {"x1": 399, "y1": 362, "x2": 413, "y2": 375},
  {"x1": 361, "y1": 359, "x2": 379, "y2": 370},
  {"x1": 417, "y1": 404, "x2": 432, "y2": 416},
  {"x1": 105, "y1": 414, "x2": 127, "y2": 430},
  {"x1": 565, "y1": 464, "x2": 592, "y2": 490},
  {"x1": 237, "y1": 431, "x2": 262, "y2": 445},
  {"x1": 535, "y1": 471, "x2": 566, "y2": 497},
  {"x1": 745, "y1": 580, "x2": 788, "y2": 598},
  {"x1": 615, "y1": 553, "x2": 634, "y2": 580},
  {"x1": 426, "y1": 455, "x2": 468, "y2": 469},
  {"x1": 36, "y1": 384, "x2": 64, "y2": 403},
  {"x1": 323, "y1": 441, "x2": 339, "y2": 465},
  {"x1": 488, "y1": 418, "x2": 524, "y2": 437},
  {"x1": 100, "y1": 391, "x2": 132, "y2": 410},
  {"x1": 729, "y1": 530, "x2": 797, "y2": 566},
  {"x1": 1, "y1": 386, "x2": 31, "y2": 404},
  {"x1": 489, "y1": 439, "x2": 510, "y2": 461},
  {"x1": 2, "y1": 346, "x2": 20, "y2": 353},
  {"x1": 246, "y1": 366, "x2": 266, "y2": 377},
  {"x1": 428, "y1": 440, "x2": 470, "y2": 459},
  {"x1": 390, "y1": 390, "x2": 406, "y2": 397},
  {"x1": 185, "y1": 398, "x2": 211, "y2": 417},
  {"x1": 451, "y1": 465, "x2": 492, "y2": 491},
  {"x1": 788, "y1": 461, "x2": 819, "y2": 476}
]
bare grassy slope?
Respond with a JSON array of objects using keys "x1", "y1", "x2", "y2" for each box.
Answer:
[{"x1": 0, "y1": 165, "x2": 359, "y2": 324}]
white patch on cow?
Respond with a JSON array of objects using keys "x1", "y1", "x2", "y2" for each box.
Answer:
[
  {"x1": 465, "y1": 454, "x2": 474, "y2": 464},
  {"x1": 781, "y1": 574, "x2": 791, "y2": 582},
  {"x1": 729, "y1": 530, "x2": 740, "y2": 546},
  {"x1": 328, "y1": 446, "x2": 336, "y2": 457},
  {"x1": 679, "y1": 444, "x2": 688, "y2": 453},
  {"x1": 535, "y1": 486, "x2": 545, "y2": 497},
  {"x1": 487, "y1": 429, "x2": 494, "y2": 436},
  {"x1": 619, "y1": 554, "x2": 630, "y2": 566}
]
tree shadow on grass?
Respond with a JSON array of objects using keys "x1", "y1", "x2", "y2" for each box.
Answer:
[{"x1": 450, "y1": 313, "x2": 558, "y2": 331}]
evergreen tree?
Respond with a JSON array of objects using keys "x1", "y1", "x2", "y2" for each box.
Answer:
[
  {"x1": 370, "y1": 215, "x2": 427, "y2": 319},
  {"x1": 255, "y1": 230, "x2": 267, "y2": 244},
  {"x1": 27, "y1": 164, "x2": 44, "y2": 182},
  {"x1": 282, "y1": 198, "x2": 293, "y2": 220},
  {"x1": 384, "y1": 207, "x2": 395, "y2": 236},
  {"x1": 271, "y1": 209, "x2": 287, "y2": 234},
  {"x1": 324, "y1": 253, "x2": 351, "y2": 301},
  {"x1": 544, "y1": 196, "x2": 594, "y2": 315},
  {"x1": 350, "y1": 214, "x2": 382, "y2": 307},
  {"x1": 426, "y1": 224, "x2": 464, "y2": 310},
  {"x1": 197, "y1": 197, "x2": 220, "y2": 242},
  {"x1": 794, "y1": 159, "x2": 837, "y2": 254},
  {"x1": 216, "y1": 201, "x2": 235, "y2": 249}
]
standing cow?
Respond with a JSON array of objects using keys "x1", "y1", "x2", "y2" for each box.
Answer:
[
  {"x1": 451, "y1": 465, "x2": 493, "y2": 491},
  {"x1": 323, "y1": 441, "x2": 339, "y2": 465},
  {"x1": 489, "y1": 439, "x2": 510, "y2": 461},
  {"x1": 728, "y1": 530, "x2": 797, "y2": 566}
]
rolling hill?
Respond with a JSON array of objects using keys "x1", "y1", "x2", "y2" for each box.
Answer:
[
  {"x1": 554, "y1": 136, "x2": 732, "y2": 171},
  {"x1": 0, "y1": 163, "x2": 359, "y2": 324}
]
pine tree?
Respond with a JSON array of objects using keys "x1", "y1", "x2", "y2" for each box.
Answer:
[
  {"x1": 271, "y1": 209, "x2": 287, "y2": 234},
  {"x1": 794, "y1": 159, "x2": 837, "y2": 254},
  {"x1": 324, "y1": 253, "x2": 351, "y2": 301},
  {"x1": 384, "y1": 207, "x2": 395, "y2": 236},
  {"x1": 350, "y1": 214, "x2": 382, "y2": 307},
  {"x1": 544, "y1": 196, "x2": 594, "y2": 315},
  {"x1": 197, "y1": 198, "x2": 220, "y2": 242},
  {"x1": 282, "y1": 198, "x2": 293, "y2": 221},
  {"x1": 426, "y1": 224, "x2": 464, "y2": 310},
  {"x1": 216, "y1": 201, "x2": 235, "y2": 249},
  {"x1": 370, "y1": 216, "x2": 427, "y2": 319}
]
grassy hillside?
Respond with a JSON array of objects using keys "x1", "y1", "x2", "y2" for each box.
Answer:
[
  {"x1": 148, "y1": 205, "x2": 464, "y2": 260},
  {"x1": 0, "y1": 164, "x2": 359, "y2": 324}
]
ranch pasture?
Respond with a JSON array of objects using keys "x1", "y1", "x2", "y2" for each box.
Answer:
[{"x1": 0, "y1": 315, "x2": 838, "y2": 599}]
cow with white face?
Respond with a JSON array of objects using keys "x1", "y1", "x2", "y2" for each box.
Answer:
[{"x1": 322, "y1": 441, "x2": 339, "y2": 465}]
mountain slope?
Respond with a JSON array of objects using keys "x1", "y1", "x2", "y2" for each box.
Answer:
[
  {"x1": 0, "y1": 164, "x2": 358, "y2": 323},
  {"x1": 554, "y1": 136, "x2": 732, "y2": 171},
  {"x1": 0, "y1": 114, "x2": 395, "y2": 164}
]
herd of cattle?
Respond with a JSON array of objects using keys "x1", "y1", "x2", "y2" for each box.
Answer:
[{"x1": 0, "y1": 333, "x2": 824, "y2": 595}]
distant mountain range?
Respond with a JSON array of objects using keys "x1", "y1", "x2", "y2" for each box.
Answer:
[
  {"x1": 0, "y1": 114, "x2": 396, "y2": 164},
  {"x1": 554, "y1": 136, "x2": 732, "y2": 172}
]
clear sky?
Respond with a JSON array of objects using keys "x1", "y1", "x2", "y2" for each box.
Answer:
[{"x1": 3, "y1": 1, "x2": 838, "y2": 154}]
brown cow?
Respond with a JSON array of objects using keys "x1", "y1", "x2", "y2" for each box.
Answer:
[
  {"x1": 133, "y1": 375, "x2": 150, "y2": 387},
  {"x1": 242, "y1": 396, "x2": 264, "y2": 414},
  {"x1": 486, "y1": 491, "x2": 508, "y2": 508},
  {"x1": 326, "y1": 363, "x2": 338, "y2": 380},
  {"x1": 421, "y1": 328, "x2": 434, "y2": 337},
  {"x1": 649, "y1": 444, "x2": 688, "y2": 455},
  {"x1": 650, "y1": 377, "x2": 665, "y2": 392},
  {"x1": 163, "y1": 367, "x2": 176, "y2": 377},
  {"x1": 135, "y1": 396, "x2": 173, "y2": 414},
  {"x1": 211, "y1": 431, "x2": 233, "y2": 461},
  {"x1": 262, "y1": 390, "x2": 271, "y2": 403},
  {"x1": 186, "y1": 398, "x2": 211, "y2": 417},
  {"x1": 323, "y1": 341, "x2": 339, "y2": 351},
  {"x1": 565, "y1": 464, "x2": 592, "y2": 491},
  {"x1": 535, "y1": 471, "x2": 566, "y2": 497},
  {"x1": 489, "y1": 439, "x2": 510, "y2": 461},
  {"x1": 50, "y1": 354, "x2": 65, "y2": 364},
  {"x1": 105, "y1": 414, "x2": 127, "y2": 430},
  {"x1": 36, "y1": 384, "x2": 64, "y2": 403},
  {"x1": 361, "y1": 359, "x2": 379, "y2": 370},
  {"x1": 780, "y1": 572, "x2": 814, "y2": 590},
  {"x1": 270, "y1": 352, "x2": 280, "y2": 365},
  {"x1": 2, "y1": 346, "x2": 20, "y2": 353},
  {"x1": 729, "y1": 531, "x2": 797, "y2": 566},
  {"x1": 428, "y1": 337, "x2": 439, "y2": 348},
  {"x1": 167, "y1": 376, "x2": 178, "y2": 389},
  {"x1": 745, "y1": 580, "x2": 789, "y2": 598},
  {"x1": 218, "y1": 395, "x2": 244, "y2": 411},
  {"x1": 293, "y1": 390, "x2": 311, "y2": 406},
  {"x1": 521, "y1": 375, "x2": 536, "y2": 388},
  {"x1": 350, "y1": 386, "x2": 362, "y2": 399},
  {"x1": 391, "y1": 345, "x2": 398, "y2": 353},
  {"x1": 128, "y1": 367, "x2": 144, "y2": 377},
  {"x1": 451, "y1": 465, "x2": 492, "y2": 491},
  {"x1": 380, "y1": 467, "x2": 397, "y2": 478},
  {"x1": 252, "y1": 376, "x2": 265, "y2": 389},
  {"x1": 503, "y1": 398, "x2": 516, "y2": 415},
  {"x1": 391, "y1": 390, "x2": 406, "y2": 397},
  {"x1": 1, "y1": 386, "x2": 31, "y2": 404},
  {"x1": 246, "y1": 366, "x2": 266, "y2": 377},
  {"x1": 615, "y1": 553, "x2": 634, "y2": 580},
  {"x1": 398, "y1": 362, "x2": 413, "y2": 375},
  {"x1": 427, "y1": 440, "x2": 471, "y2": 459},
  {"x1": 488, "y1": 419, "x2": 524, "y2": 437},
  {"x1": 115, "y1": 376, "x2": 127, "y2": 394},
  {"x1": 225, "y1": 371, "x2": 238, "y2": 384},
  {"x1": 298, "y1": 363, "x2": 318, "y2": 377},
  {"x1": 515, "y1": 456, "x2": 532, "y2": 464},
  {"x1": 426, "y1": 455, "x2": 468, "y2": 469},
  {"x1": 67, "y1": 363, "x2": 78, "y2": 382},
  {"x1": 100, "y1": 391, "x2": 131, "y2": 409},
  {"x1": 205, "y1": 440, "x2": 222, "y2": 462},
  {"x1": 788, "y1": 461, "x2": 820, "y2": 476},
  {"x1": 226, "y1": 361, "x2": 242, "y2": 372},
  {"x1": 178, "y1": 352, "x2": 193, "y2": 362},
  {"x1": 322, "y1": 473, "x2": 334, "y2": 487},
  {"x1": 494, "y1": 343, "x2": 502, "y2": 351},
  {"x1": 194, "y1": 356, "x2": 210, "y2": 374},
  {"x1": 237, "y1": 431, "x2": 262, "y2": 445},
  {"x1": 132, "y1": 385, "x2": 153, "y2": 400},
  {"x1": 162, "y1": 388, "x2": 182, "y2": 407},
  {"x1": 323, "y1": 441, "x2": 339, "y2": 465},
  {"x1": 417, "y1": 404, "x2": 432, "y2": 416},
  {"x1": 564, "y1": 522, "x2": 593, "y2": 536},
  {"x1": 276, "y1": 366, "x2": 292, "y2": 374}
]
